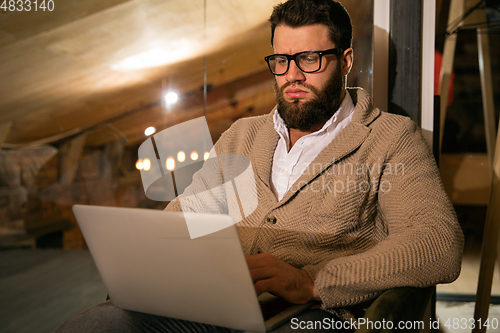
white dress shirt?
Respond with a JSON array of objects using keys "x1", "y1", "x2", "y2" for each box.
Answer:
[{"x1": 271, "y1": 92, "x2": 355, "y2": 201}]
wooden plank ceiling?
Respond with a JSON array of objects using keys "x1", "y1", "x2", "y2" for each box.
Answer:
[
  {"x1": 0, "y1": 0, "x2": 281, "y2": 147},
  {"x1": 0, "y1": 0, "x2": 369, "y2": 148}
]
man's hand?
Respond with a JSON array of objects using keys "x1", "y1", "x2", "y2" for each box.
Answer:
[{"x1": 246, "y1": 252, "x2": 319, "y2": 304}]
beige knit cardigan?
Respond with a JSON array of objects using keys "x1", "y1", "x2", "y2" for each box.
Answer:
[{"x1": 166, "y1": 87, "x2": 464, "y2": 313}]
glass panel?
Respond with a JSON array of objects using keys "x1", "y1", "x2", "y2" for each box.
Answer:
[{"x1": 0, "y1": 0, "x2": 374, "y2": 330}]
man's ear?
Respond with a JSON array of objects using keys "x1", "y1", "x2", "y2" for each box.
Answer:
[{"x1": 342, "y1": 48, "x2": 353, "y2": 76}]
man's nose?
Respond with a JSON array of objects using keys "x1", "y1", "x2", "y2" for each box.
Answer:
[{"x1": 286, "y1": 60, "x2": 305, "y2": 83}]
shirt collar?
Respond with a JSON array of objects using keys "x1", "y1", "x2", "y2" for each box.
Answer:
[{"x1": 273, "y1": 91, "x2": 355, "y2": 141}]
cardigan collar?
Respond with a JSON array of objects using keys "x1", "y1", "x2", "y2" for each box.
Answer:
[
  {"x1": 250, "y1": 87, "x2": 381, "y2": 206},
  {"x1": 348, "y1": 87, "x2": 380, "y2": 126}
]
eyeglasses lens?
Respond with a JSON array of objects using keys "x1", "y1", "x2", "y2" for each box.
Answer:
[{"x1": 267, "y1": 52, "x2": 321, "y2": 75}]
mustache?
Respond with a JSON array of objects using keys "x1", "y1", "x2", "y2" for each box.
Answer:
[{"x1": 279, "y1": 82, "x2": 319, "y2": 95}]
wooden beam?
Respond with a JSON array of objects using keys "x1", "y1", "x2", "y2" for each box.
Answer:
[
  {"x1": 474, "y1": 114, "x2": 500, "y2": 333},
  {"x1": 102, "y1": 137, "x2": 125, "y2": 179},
  {"x1": 477, "y1": 25, "x2": 497, "y2": 175},
  {"x1": 59, "y1": 134, "x2": 87, "y2": 185},
  {"x1": 439, "y1": 0, "x2": 464, "y2": 150},
  {"x1": 83, "y1": 69, "x2": 275, "y2": 147},
  {"x1": 0, "y1": 122, "x2": 12, "y2": 147}
]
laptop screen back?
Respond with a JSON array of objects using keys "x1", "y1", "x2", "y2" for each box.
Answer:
[{"x1": 73, "y1": 205, "x2": 266, "y2": 332}]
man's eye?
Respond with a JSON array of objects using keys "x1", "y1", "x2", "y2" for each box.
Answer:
[
  {"x1": 276, "y1": 58, "x2": 288, "y2": 65},
  {"x1": 303, "y1": 56, "x2": 317, "y2": 63}
]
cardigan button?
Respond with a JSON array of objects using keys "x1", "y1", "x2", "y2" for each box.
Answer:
[
  {"x1": 266, "y1": 216, "x2": 277, "y2": 224},
  {"x1": 252, "y1": 248, "x2": 262, "y2": 255}
]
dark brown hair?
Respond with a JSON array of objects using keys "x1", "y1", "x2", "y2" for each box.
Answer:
[{"x1": 269, "y1": 0, "x2": 352, "y2": 51}]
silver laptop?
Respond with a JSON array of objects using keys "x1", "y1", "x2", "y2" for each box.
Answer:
[{"x1": 73, "y1": 205, "x2": 313, "y2": 332}]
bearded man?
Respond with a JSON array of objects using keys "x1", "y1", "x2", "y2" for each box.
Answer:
[
  {"x1": 166, "y1": 0, "x2": 462, "y2": 325},
  {"x1": 56, "y1": 0, "x2": 463, "y2": 332}
]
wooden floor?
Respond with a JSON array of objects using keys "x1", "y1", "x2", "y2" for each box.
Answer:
[
  {"x1": 0, "y1": 249, "x2": 106, "y2": 333},
  {"x1": 435, "y1": 238, "x2": 500, "y2": 333},
  {"x1": 1, "y1": 246, "x2": 499, "y2": 333},
  {"x1": 437, "y1": 251, "x2": 500, "y2": 295}
]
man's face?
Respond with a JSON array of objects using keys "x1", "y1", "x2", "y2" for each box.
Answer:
[{"x1": 272, "y1": 24, "x2": 352, "y2": 130}]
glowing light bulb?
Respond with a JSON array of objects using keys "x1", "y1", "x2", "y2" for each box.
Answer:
[
  {"x1": 166, "y1": 157, "x2": 176, "y2": 171},
  {"x1": 144, "y1": 127, "x2": 156, "y2": 136},
  {"x1": 190, "y1": 151, "x2": 199, "y2": 161},
  {"x1": 136, "y1": 159, "x2": 143, "y2": 170},
  {"x1": 165, "y1": 92, "x2": 179, "y2": 105},
  {"x1": 204, "y1": 152, "x2": 210, "y2": 161},
  {"x1": 177, "y1": 151, "x2": 186, "y2": 163},
  {"x1": 142, "y1": 158, "x2": 151, "y2": 171}
]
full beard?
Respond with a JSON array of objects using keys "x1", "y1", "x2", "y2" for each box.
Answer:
[{"x1": 274, "y1": 65, "x2": 344, "y2": 131}]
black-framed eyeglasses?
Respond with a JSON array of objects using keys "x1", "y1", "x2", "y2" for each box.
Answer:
[{"x1": 264, "y1": 48, "x2": 343, "y2": 75}]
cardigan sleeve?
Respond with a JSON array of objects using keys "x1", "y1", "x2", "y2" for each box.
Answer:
[{"x1": 303, "y1": 118, "x2": 464, "y2": 309}]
